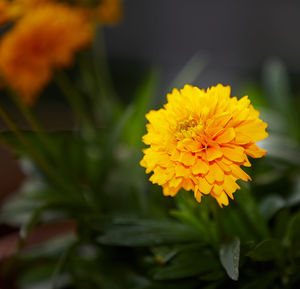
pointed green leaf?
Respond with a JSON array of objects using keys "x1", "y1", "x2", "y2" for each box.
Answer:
[
  {"x1": 259, "y1": 194, "x2": 286, "y2": 220},
  {"x1": 154, "y1": 245, "x2": 220, "y2": 280},
  {"x1": 247, "y1": 239, "x2": 283, "y2": 261},
  {"x1": 285, "y1": 211, "x2": 300, "y2": 255},
  {"x1": 98, "y1": 219, "x2": 203, "y2": 247}
]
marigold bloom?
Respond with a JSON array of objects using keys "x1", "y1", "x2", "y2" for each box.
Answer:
[
  {"x1": 140, "y1": 84, "x2": 268, "y2": 207},
  {"x1": 85, "y1": 0, "x2": 122, "y2": 25},
  {"x1": 0, "y1": 4, "x2": 92, "y2": 105},
  {"x1": 0, "y1": 0, "x2": 20, "y2": 25},
  {"x1": 95, "y1": 0, "x2": 122, "y2": 24}
]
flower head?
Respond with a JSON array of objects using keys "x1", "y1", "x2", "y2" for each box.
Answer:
[
  {"x1": 140, "y1": 84, "x2": 268, "y2": 207},
  {"x1": 84, "y1": 0, "x2": 122, "y2": 25},
  {"x1": 0, "y1": 4, "x2": 92, "y2": 105},
  {"x1": 0, "y1": 0, "x2": 20, "y2": 25}
]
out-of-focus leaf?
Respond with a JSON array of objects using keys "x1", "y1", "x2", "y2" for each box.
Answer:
[
  {"x1": 247, "y1": 239, "x2": 283, "y2": 262},
  {"x1": 285, "y1": 211, "x2": 300, "y2": 255},
  {"x1": 219, "y1": 237, "x2": 240, "y2": 281},
  {"x1": 263, "y1": 57, "x2": 299, "y2": 139},
  {"x1": 263, "y1": 57, "x2": 291, "y2": 115},
  {"x1": 98, "y1": 219, "x2": 203, "y2": 247},
  {"x1": 238, "y1": 82, "x2": 267, "y2": 108},
  {"x1": 219, "y1": 207, "x2": 255, "y2": 242},
  {"x1": 20, "y1": 265, "x2": 70, "y2": 289},
  {"x1": 259, "y1": 194, "x2": 286, "y2": 220},
  {"x1": 151, "y1": 246, "x2": 178, "y2": 265},
  {"x1": 168, "y1": 52, "x2": 208, "y2": 92},
  {"x1": 0, "y1": 179, "x2": 44, "y2": 226},
  {"x1": 235, "y1": 187, "x2": 269, "y2": 239},
  {"x1": 287, "y1": 177, "x2": 300, "y2": 207},
  {"x1": 171, "y1": 194, "x2": 217, "y2": 244},
  {"x1": 259, "y1": 135, "x2": 300, "y2": 167},
  {"x1": 123, "y1": 69, "x2": 159, "y2": 147},
  {"x1": 154, "y1": 244, "x2": 220, "y2": 280},
  {"x1": 21, "y1": 233, "x2": 76, "y2": 259},
  {"x1": 170, "y1": 210, "x2": 211, "y2": 243},
  {"x1": 240, "y1": 271, "x2": 278, "y2": 289},
  {"x1": 145, "y1": 280, "x2": 199, "y2": 289}
]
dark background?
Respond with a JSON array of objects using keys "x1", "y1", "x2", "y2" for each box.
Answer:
[{"x1": 105, "y1": 0, "x2": 300, "y2": 91}]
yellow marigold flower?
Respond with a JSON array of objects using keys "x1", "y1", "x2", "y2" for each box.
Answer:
[
  {"x1": 140, "y1": 84, "x2": 268, "y2": 207},
  {"x1": 0, "y1": 4, "x2": 92, "y2": 105}
]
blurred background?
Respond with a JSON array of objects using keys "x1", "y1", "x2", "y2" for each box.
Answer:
[
  {"x1": 1, "y1": 0, "x2": 300, "y2": 287},
  {"x1": 105, "y1": 0, "x2": 300, "y2": 93}
]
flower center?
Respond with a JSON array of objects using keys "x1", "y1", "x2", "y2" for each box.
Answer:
[{"x1": 176, "y1": 117, "x2": 203, "y2": 138}]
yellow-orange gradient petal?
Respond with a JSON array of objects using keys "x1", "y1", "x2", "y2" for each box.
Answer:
[{"x1": 140, "y1": 84, "x2": 268, "y2": 207}]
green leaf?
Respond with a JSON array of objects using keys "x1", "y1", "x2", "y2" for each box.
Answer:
[
  {"x1": 154, "y1": 244, "x2": 220, "y2": 280},
  {"x1": 98, "y1": 219, "x2": 203, "y2": 247},
  {"x1": 287, "y1": 177, "x2": 300, "y2": 207},
  {"x1": 260, "y1": 134, "x2": 300, "y2": 167},
  {"x1": 145, "y1": 280, "x2": 199, "y2": 289},
  {"x1": 285, "y1": 211, "x2": 300, "y2": 255},
  {"x1": 123, "y1": 69, "x2": 159, "y2": 147},
  {"x1": 247, "y1": 239, "x2": 283, "y2": 262},
  {"x1": 219, "y1": 237, "x2": 240, "y2": 281},
  {"x1": 219, "y1": 208, "x2": 255, "y2": 242},
  {"x1": 259, "y1": 194, "x2": 286, "y2": 220},
  {"x1": 235, "y1": 187, "x2": 269, "y2": 239},
  {"x1": 263, "y1": 57, "x2": 291, "y2": 115},
  {"x1": 240, "y1": 271, "x2": 278, "y2": 289},
  {"x1": 263, "y1": 58, "x2": 299, "y2": 139}
]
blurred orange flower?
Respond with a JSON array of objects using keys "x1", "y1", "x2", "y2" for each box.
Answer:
[
  {"x1": 140, "y1": 84, "x2": 268, "y2": 207},
  {"x1": 0, "y1": 4, "x2": 92, "y2": 105},
  {"x1": 95, "y1": 0, "x2": 122, "y2": 24},
  {"x1": 0, "y1": 0, "x2": 20, "y2": 25},
  {"x1": 85, "y1": 0, "x2": 122, "y2": 25}
]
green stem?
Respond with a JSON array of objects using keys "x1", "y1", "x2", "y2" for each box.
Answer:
[
  {"x1": 93, "y1": 26, "x2": 117, "y2": 100},
  {"x1": 7, "y1": 88, "x2": 58, "y2": 161},
  {"x1": 55, "y1": 70, "x2": 94, "y2": 136},
  {"x1": 209, "y1": 197, "x2": 226, "y2": 244},
  {"x1": 51, "y1": 242, "x2": 78, "y2": 289},
  {"x1": 92, "y1": 26, "x2": 120, "y2": 123}
]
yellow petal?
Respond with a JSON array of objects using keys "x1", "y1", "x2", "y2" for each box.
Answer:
[
  {"x1": 245, "y1": 143, "x2": 266, "y2": 158},
  {"x1": 215, "y1": 160, "x2": 231, "y2": 173},
  {"x1": 198, "y1": 177, "x2": 212, "y2": 195},
  {"x1": 169, "y1": 177, "x2": 182, "y2": 188},
  {"x1": 235, "y1": 132, "x2": 251, "y2": 144},
  {"x1": 235, "y1": 121, "x2": 268, "y2": 142},
  {"x1": 213, "y1": 183, "x2": 223, "y2": 196},
  {"x1": 179, "y1": 151, "x2": 196, "y2": 166},
  {"x1": 230, "y1": 164, "x2": 251, "y2": 181},
  {"x1": 243, "y1": 155, "x2": 252, "y2": 167},
  {"x1": 163, "y1": 184, "x2": 180, "y2": 196},
  {"x1": 182, "y1": 178, "x2": 194, "y2": 191},
  {"x1": 215, "y1": 128, "x2": 235, "y2": 143},
  {"x1": 175, "y1": 164, "x2": 190, "y2": 177},
  {"x1": 223, "y1": 175, "x2": 239, "y2": 199},
  {"x1": 206, "y1": 147, "x2": 223, "y2": 161},
  {"x1": 210, "y1": 162, "x2": 224, "y2": 182},
  {"x1": 222, "y1": 146, "x2": 245, "y2": 162},
  {"x1": 192, "y1": 158, "x2": 209, "y2": 175},
  {"x1": 194, "y1": 186, "x2": 203, "y2": 202},
  {"x1": 215, "y1": 191, "x2": 229, "y2": 207}
]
